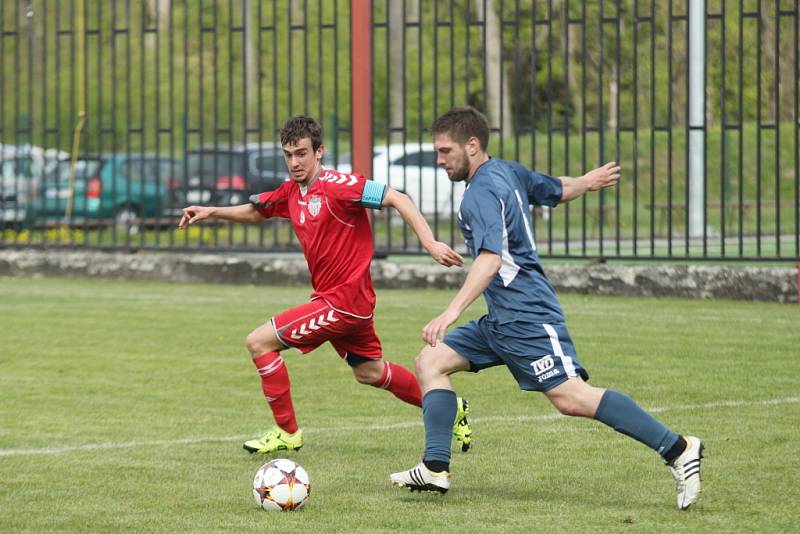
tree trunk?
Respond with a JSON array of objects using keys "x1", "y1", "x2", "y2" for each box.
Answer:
[
  {"x1": 145, "y1": 0, "x2": 171, "y2": 33},
  {"x1": 608, "y1": 79, "x2": 618, "y2": 129},
  {"x1": 475, "y1": 0, "x2": 512, "y2": 134}
]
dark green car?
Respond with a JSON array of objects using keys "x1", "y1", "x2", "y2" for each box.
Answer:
[{"x1": 39, "y1": 154, "x2": 182, "y2": 228}]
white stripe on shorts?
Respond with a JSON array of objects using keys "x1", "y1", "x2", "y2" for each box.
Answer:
[{"x1": 543, "y1": 323, "x2": 577, "y2": 378}]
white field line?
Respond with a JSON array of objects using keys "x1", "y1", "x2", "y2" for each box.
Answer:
[{"x1": 1, "y1": 396, "x2": 798, "y2": 458}]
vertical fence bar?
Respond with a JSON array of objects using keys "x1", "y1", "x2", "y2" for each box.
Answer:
[
  {"x1": 632, "y1": 0, "x2": 639, "y2": 257},
  {"x1": 598, "y1": 0, "x2": 605, "y2": 258},
  {"x1": 563, "y1": 1, "x2": 571, "y2": 256},
  {"x1": 613, "y1": 0, "x2": 620, "y2": 256},
  {"x1": 681, "y1": 0, "x2": 688, "y2": 257},
  {"x1": 774, "y1": 1, "x2": 780, "y2": 257},
  {"x1": 756, "y1": 0, "x2": 762, "y2": 257},
  {"x1": 546, "y1": 0, "x2": 553, "y2": 254},
  {"x1": 738, "y1": 0, "x2": 744, "y2": 256},
  {"x1": 168, "y1": 0, "x2": 176, "y2": 248},
  {"x1": 720, "y1": 1, "x2": 726, "y2": 257},
  {"x1": 581, "y1": 1, "x2": 587, "y2": 256},
  {"x1": 796, "y1": 0, "x2": 799, "y2": 259},
  {"x1": 350, "y1": 0, "x2": 372, "y2": 183}
]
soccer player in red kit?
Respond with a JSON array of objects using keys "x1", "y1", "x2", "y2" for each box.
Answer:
[{"x1": 179, "y1": 116, "x2": 472, "y2": 455}]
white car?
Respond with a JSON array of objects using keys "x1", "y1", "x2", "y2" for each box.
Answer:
[{"x1": 370, "y1": 143, "x2": 465, "y2": 216}]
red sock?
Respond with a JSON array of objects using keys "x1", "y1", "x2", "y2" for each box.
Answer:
[
  {"x1": 371, "y1": 361, "x2": 422, "y2": 407},
  {"x1": 252, "y1": 351, "x2": 299, "y2": 434}
]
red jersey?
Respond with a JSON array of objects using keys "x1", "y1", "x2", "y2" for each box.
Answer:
[{"x1": 251, "y1": 167, "x2": 384, "y2": 318}]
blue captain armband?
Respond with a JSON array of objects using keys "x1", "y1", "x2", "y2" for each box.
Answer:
[{"x1": 361, "y1": 180, "x2": 387, "y2": 209}]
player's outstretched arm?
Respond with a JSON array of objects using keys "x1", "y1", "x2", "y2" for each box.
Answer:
[
  {"x1": 422, "y1": 250, "x2": 501, "y2": 346},
  {"x1": 381, "y1": 188, "x2": 464, "y2": 267},
  {"x1": 178, "y1": 203, "x2": 263, "y2": 229},
  {"x1": 560, "y1": 161, "x2": 621, "y2": 202}
]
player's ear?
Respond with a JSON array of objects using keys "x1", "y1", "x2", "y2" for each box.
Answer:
[
  {"x1": 466, "y1": 137, "x2": 480, "y2": 157},
  {"x1": 316, "y1": 144, "x2": 325, "y2": 161}
]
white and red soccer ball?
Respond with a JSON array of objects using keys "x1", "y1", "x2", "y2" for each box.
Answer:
[{"x1": 253, "y1": 459, "x2": 311, "y2": 511}]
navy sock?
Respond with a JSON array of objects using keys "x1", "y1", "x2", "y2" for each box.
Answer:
[
  {"x1": 594, "y1": 390, "x2": 680, "y2": 459},
  {"x1": 421, "y1": 389, "x2": 457, "y2": 466}
]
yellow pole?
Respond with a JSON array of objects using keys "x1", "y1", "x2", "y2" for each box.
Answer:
[{"x1": 64, "y1": 0, "x2": 86, "y2": 234}]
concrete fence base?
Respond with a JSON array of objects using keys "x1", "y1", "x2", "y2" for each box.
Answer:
[{"x1": 0, "y1": 249, "x2": 796, "y2": 303}]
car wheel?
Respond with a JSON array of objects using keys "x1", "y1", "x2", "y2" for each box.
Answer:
[{"x1": 114, "y1": 205, "x2": 140, "y2": 234}]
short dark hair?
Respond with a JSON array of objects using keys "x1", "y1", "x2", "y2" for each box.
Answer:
[
  {"x1": 431, "y1": 106, "x2": 490, "y2": 151},
  {"x1": 280, "y1": 116, "x2": 323, "y2": 151}
]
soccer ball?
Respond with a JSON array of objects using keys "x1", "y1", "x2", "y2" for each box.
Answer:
[{"x1": 252, "y1": 458, "x2": 311, "y2": 511}]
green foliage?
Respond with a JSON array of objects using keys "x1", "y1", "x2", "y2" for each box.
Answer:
[{"x1": 1, "y1": 277, "x2": 799, "y2": 531}]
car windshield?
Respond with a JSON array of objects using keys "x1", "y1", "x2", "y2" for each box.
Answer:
[
  {"x1": 186, "y1": 152, "x2": 245, "y2": 180},
  {"x1": 56, "y1": 160, "x2": 102, "y2": 181}
]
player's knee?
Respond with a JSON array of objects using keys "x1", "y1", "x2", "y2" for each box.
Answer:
[
  {"x1": 550, "y1": 396, "x2": 593, "y2": 417},
  {"x1": 246, "y1": 330, "x2": 269, "y2": 356},
  {"x1": 553, "y1": 399, "x2": 581, "y2": 416},
  {"x1": 413, "y1": 349, "x2": 439, "y2": 378}
]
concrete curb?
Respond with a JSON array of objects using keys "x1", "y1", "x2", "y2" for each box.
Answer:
[{"x1": 0, "y1": 249, "x2": 796, "y2": 303}]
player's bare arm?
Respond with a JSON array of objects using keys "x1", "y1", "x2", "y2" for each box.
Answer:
[
  {"x1": 559, "y1": 161, "x2": 621, "y2": 202},
  {"x1": 381, "y1": 187, "x2": 464, "y2": 267},
  {"x1": 179, "y1": 203, "x2": 263, "y2": 229},
  {"x1": 422, "y1": 250, "x2": 501, "y2": 346}
]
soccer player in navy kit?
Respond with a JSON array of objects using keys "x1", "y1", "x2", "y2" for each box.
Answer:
[{"x1": 390, "y1": 107, "x2": 703, "y2": 510}]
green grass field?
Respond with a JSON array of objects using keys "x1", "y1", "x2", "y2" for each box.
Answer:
[{"x1": 1, "y1": 277, "x2": 798, "y2": 532}]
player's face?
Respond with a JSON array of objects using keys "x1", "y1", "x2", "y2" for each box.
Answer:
[
  {"x1": 434, "y1": 132, "x2": 471, "y2": 183},
  {"x1": 282, "y1": 137, "x2": 324, "y2": 185}
]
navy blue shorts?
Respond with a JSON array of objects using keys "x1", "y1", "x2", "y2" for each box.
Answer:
[{"x1": 443, "y1": 316, "x2": 589, "y2": 392}]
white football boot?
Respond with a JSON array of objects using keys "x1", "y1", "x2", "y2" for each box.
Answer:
[
  {"x1": 669, "y1": 436, "x2": 704, "y2": 510},
  {"x1": 390, "y1": 463, "x2": 450, "y2": 494}
]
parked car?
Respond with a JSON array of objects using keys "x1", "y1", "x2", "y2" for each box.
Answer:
[
  {"x1": 0, "y1": 145, "x2": 67, "y2": 229},
  {"x1": 371, "y1": 143, "x2": 465, "y2": 216},
  {"x1": 38, "y1": 154, "x2": 181, "y2": 228},
  {"x1": 181, "y1": 143, "x2": 286, "y2": 206},
  {"x1": 180, "y1": 142, "x2": 353, "y2": 208}
]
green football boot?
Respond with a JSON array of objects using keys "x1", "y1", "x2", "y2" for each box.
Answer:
[
  {"x1": 452, "y1": 397, "x2": 472, "y2": 452},
  {"x1": 243, "y1": 426, "x2": 303, "y2": 455}
]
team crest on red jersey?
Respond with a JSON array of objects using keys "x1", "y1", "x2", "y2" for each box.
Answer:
[{"x1": 308, "y1": 194, "x2": 322, "y2": 217}]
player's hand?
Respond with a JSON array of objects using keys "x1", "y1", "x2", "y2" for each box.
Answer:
[
  {"x1": 178, "y1": 206, "x2": 213, "y2": 229},
  {"x1": 426, "y1": 241, "x2": 464, "y2": 267},
  {"x1": 422, "y1": 307, "x2": 461, "y2": 347},
  {"x1": 582, "y1": 161, "x2": 621, "y2": 191}
]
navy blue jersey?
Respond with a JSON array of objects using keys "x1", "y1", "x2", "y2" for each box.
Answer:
[{"x1": 457, "y1": 158, "x2": 564, "y2": 324}]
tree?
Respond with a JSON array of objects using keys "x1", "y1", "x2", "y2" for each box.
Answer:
[{"x1": 474, "y1": 0, "x2": 511, "y2": 134}]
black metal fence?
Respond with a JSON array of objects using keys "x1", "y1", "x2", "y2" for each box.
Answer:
[{"x1": 1, "y1": 0, "x2": 798, "y2": 262}]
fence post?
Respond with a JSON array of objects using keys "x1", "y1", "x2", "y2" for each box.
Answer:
[
  {"x1": 688, "y1": 0, "x2": 706, "y2": 239},
  {"x1": 350, "y1": 0, "x2": 373, "y2": 179}
]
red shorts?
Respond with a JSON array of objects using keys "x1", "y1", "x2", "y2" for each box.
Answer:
[{"x1": 272, "y1": 298, "x2": 382, "y2": 360}]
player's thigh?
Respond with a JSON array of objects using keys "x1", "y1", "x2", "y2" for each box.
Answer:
[
  {"x1": 246, "y1": 320, "x2": 284, "y2": 354},
  {"x1": 492, "y1": 322, "x2": 589, "y2": 392},
  {"x1": 542, "y1": 377, "x2": 605, "y2": 417},
  {"x1": 415, "y1": 342, "x2": 472, "y2": 377},
  {"x1": 330, "y1": 317, "x2": 384, "y2": 383},
  {"x1": 273, "y1": 299, "x2": 352, "y2": 353},
  {"x1": 440, "y1": 317, "x2": 505, "y2": 374},
  {"x1": 331, "y1": 315, "x2": 383, "y2": 361}
]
